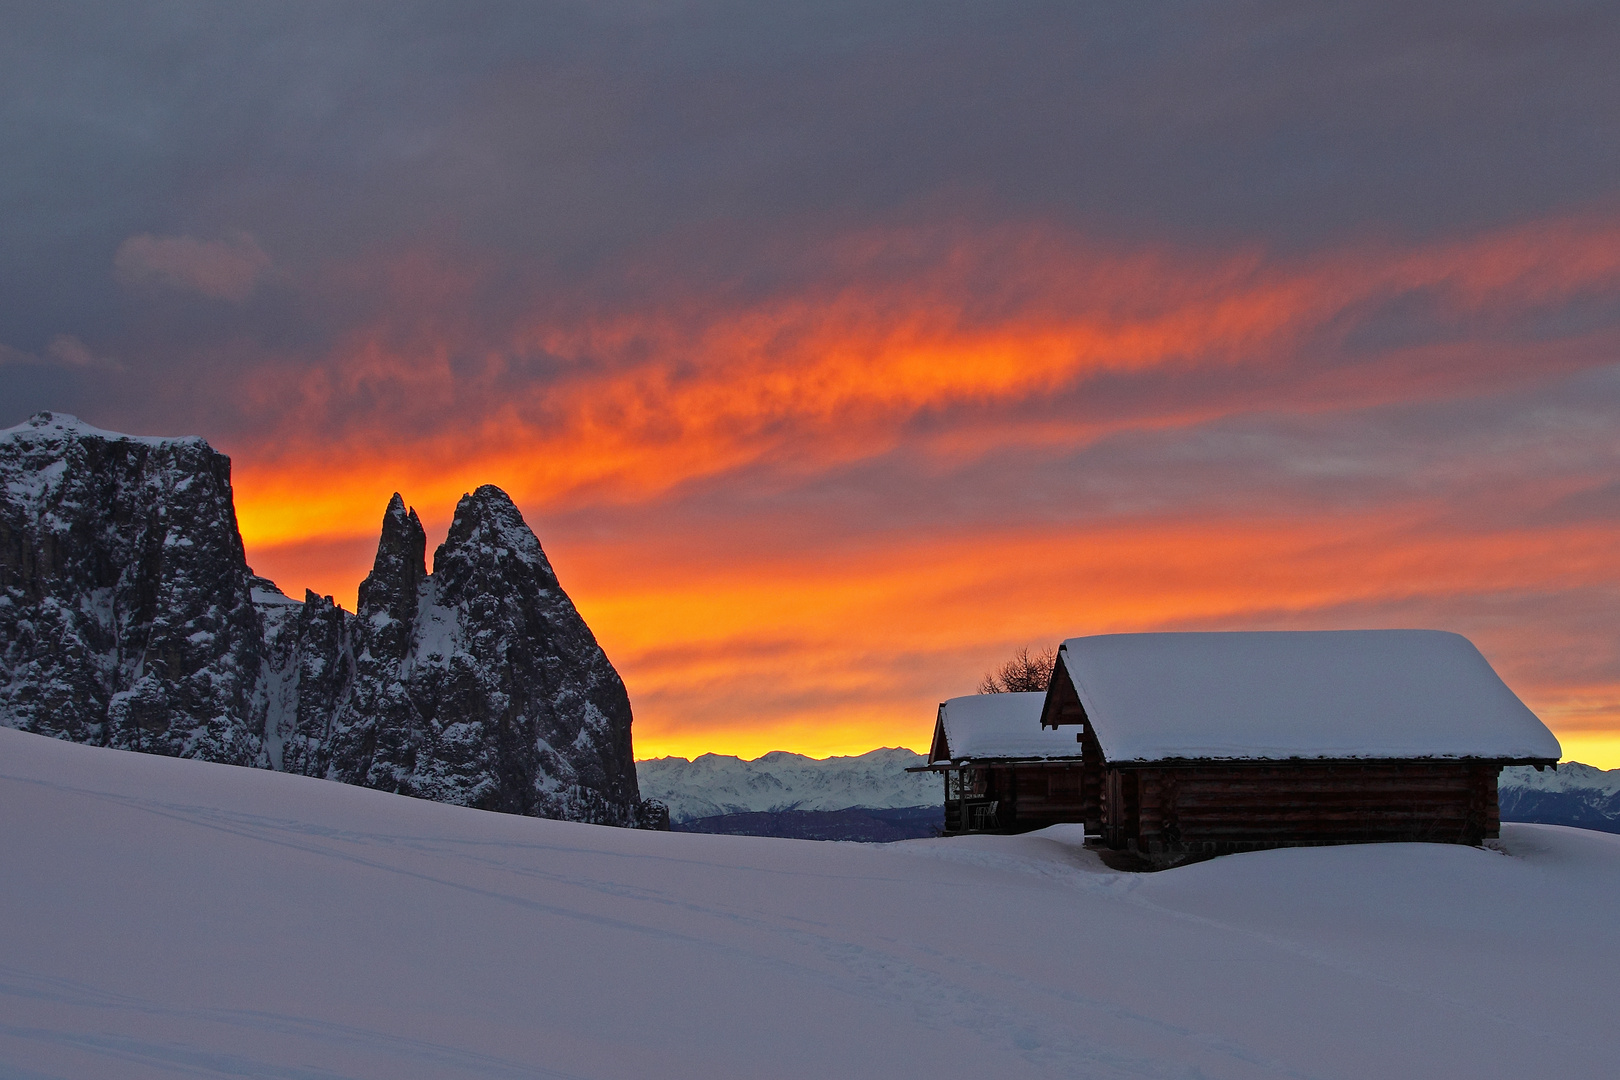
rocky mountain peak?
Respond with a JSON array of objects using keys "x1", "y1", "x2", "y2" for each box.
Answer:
[
  {"x1": 336, "y1": 481, "x2": 649, "y2": 823},
  {"x1": 1, "y1": 418, "x2": 663, "y2": 828},
  {"x1": 370, "y1": 493, "x2": 428, "y2": 583},
  {"x1": 4, "y1": 410, "x2": 206, "y2": 448},
  {"x1": 434, "y1": 484, "x2": 547, "y2": 578}
]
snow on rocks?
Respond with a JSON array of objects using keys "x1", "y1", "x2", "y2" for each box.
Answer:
[
  {"x1": 0, "y1": 409, "x2": 207, "y2": 449},
  {"x1": 1502, "y1": 761, "x2": 1620, "y2": 796},
  {"x1": 319, "y1": 485, "x2": 653, "y2": 825}
]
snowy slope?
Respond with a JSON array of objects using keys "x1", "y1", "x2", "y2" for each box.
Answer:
[
  {"x1": 5, "y1": 728, "x2": 1620, "y2": 1080},
  {"x1": 636, "y1": 746, "x2": 937, "y2": 821}
]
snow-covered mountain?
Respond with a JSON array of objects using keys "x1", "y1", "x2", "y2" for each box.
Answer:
[
  {"x1": 636, "y1": 747, "x2": 937, "y2": 822},
  {"x1": 5, "y1": 725, "x2": 1620, "y2": 1079},
  {"x1": 0, "y1": 411, "x2": 657, "y2": 826},
  {"x1": 1501, "y1": 762, "x2": 1620, "y2": 833}
]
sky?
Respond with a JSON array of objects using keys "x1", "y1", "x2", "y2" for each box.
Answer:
[{"x1": 4, "y1": 1, "x2": 1620, "y2": 764}]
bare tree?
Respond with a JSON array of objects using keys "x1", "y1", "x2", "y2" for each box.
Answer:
[{"x1": 978, "y1": 645, "x2": 1058, "y2": 694}]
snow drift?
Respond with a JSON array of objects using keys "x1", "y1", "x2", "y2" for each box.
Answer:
[{"x1": 4, "y1": 727, "x2": 1619, "y2": 1079}]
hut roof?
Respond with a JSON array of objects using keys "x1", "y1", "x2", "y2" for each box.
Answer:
[
  {"x1": 930, "y1": 692, "x2": 1079, "y2": 763},
  {"x1": 1055, "y1": 629, "x2": 1561, "y2": 764}
]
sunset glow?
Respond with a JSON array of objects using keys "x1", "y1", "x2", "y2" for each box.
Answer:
[
  {"x1": 10, "y1": 5, "x2": 1620, "y2": 768},
  {"x1": 228, "y1": 217, "x2": 1620, "y2": 765},
  {"x1": 232, "y1": 216, "x2": 1620, "y2": 553}
]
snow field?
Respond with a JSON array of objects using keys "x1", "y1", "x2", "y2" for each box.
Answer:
[{"x1": 2, "y1": 726, "x2": 1617, "y2": 1080}]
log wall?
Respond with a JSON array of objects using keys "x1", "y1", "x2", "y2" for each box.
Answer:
[
  {"x1": 1100, "y1": 761, "x2": 1502, "y2": 853},
  {"x1": 941, "y1": 762, "x2": 1088, "y2": 834},
  {"x1": 999, "y1": 763, "x2": 1086, "y2": 830}
]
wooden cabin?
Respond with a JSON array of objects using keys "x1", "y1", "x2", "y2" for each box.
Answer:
[
  {"x1": 917, "y1": 692, "x2": 1086, "y2": 834},
  {"x1": 1040, "y1": 629, "x2": 1562, "y2": 860}
]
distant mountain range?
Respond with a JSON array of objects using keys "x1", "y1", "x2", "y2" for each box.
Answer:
[
  {"x1": 638, "y1": 750, "x2": 1620, "y2": 841},
  {"x1": 636, "y1": 748, "x2": 942, "y2": 840},
  {"x1": 1500, "y1": 763, "x2": 1620, "y2": 834},
  {"x1": 636, "y1": 747, "x2": 939, "y2": 819}
]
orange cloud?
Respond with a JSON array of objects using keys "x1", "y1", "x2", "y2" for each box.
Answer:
[
  {"x1": 231, "y1": 215, "x2": 1620, "y2": 538},
  {"x1": 228, "y1": 214, "x2": 1620, "y2": 765}
]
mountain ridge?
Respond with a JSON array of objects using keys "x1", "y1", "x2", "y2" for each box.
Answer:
[
  {"x1": 637, "y1": 746, "x2": 935, "y2": 823},
  {"x1": 1500, "y1": 762, "x2": 1620, "y2": 834}
]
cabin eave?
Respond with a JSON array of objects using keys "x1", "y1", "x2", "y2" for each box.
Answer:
[{"x1": 1099, "y1": 754, "x2": 1560, "y2": 770}]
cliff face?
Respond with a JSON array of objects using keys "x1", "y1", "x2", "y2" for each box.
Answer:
[
  {"x1": 0, "y1": 412, "x2": 662, "y2": 828},
  {"x1": 0, "y1": 412, "x2": 263, "y2": 764}
]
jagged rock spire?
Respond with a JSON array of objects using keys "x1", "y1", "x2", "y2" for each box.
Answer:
[
  {"x1": 357, "y1": 493, "x2": 427, "y2": 626},
  {"x1": 405, "y1": 483, "x2": 643, "y2": 820}
]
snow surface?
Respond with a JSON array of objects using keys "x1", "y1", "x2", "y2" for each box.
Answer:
[
  {"x1": 932, "y1": 691, "x2": 1079, "y2": 762},
  {"x1": 1060, "y1": 629, "x2": 1562, "y2": 763},
  {"x1": 4, "y1": 728, "x2": 1619, "y2": 1080},
  {"x1": 0, "y1": 410, "x2": 204, "y2": 447},
  {"x1": 637, "y1": 747, "x2": 936, "y2": 822}
]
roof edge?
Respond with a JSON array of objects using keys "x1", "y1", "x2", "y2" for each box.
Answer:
[
  {"x1": 910, "y1": 756, "x2": 1086, "y2": 771},
  {"x1": 1100, "y1": 755, "x2": 1560, "y2": 769}
]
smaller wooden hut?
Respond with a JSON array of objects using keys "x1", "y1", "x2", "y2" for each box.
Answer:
[
  {"x1": 917, "y1": 692, "x2": 1085, "y2": 834},
  {"x1": 1040, "y1": 629, "x2": 1562, "y2": 859}
]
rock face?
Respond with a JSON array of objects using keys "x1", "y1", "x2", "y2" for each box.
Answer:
[
  {"x1": 0, "y1": 413, "x2": 263, "y2": 764},
  {"x1": 0, "y1": 412, "x2": 662, "y2": 828}
]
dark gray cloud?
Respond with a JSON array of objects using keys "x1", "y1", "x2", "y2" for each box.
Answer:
[
  {"x1": 5, "y1": 1, "x2": 1620, "y2": 419},
  {"x1": 6, "y1": 0, "x2": 1620, "y2": 569}
]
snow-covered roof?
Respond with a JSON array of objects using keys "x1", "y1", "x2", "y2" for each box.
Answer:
[
  {"x1": 1057, "y1": 630, "x2": 1561, "y2": 764},
  {"x1": 930, "y1": 692, "x2": 1081, "y2": 763},
  {"x1": 0, "y1": 411, "x2": 203, "y2": 447}
]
